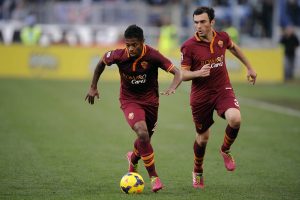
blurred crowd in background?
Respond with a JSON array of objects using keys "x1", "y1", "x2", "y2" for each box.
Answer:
[
  {"x1": 0, "y1": 0, "x2": 300, "y2": 80},
  {"x1": 0, "y1": 0, "x2": 299, "y2": 47}
]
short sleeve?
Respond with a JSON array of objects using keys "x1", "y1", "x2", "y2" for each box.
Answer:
[
  {"x1": 153, "y1": 50, "x2": 174, "y2": 72},
  {"x1": 102, "y1": 50, "x2": 119, "y2": 66},
  {"x1": 223, "y1": 32, "x2": 234, "y2": 49},
  {"x1": 180, "y1": 44, "x2": 192, "y2": 71}
]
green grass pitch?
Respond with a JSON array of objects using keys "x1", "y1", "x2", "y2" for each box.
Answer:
[{"x1": 0, "y1": 78, "x2": 300, "y2": 200}]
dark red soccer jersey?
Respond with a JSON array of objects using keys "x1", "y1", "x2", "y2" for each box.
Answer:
[
  {"x1": 102, "y1": 45, "x2": 174, "y2": 106},
  {"x1": 180, "y1": 30, "x2": 234, "y2": 106}
]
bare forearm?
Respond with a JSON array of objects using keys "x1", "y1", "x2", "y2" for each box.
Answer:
[
  {"x1": 182, "y1": 70, "x2": 199, "y2": 81},
  {"x1": 169, "y1": 67, "x2": 182, "y2": 90},
  {"x1": 90, "y1": 60, "x2": 106, "y2": 89},
  {"x1": 230, "y1": 43, "x2": 257, "y2": 84},
  {"x1": 181, "y1": 65, "x2": 211, "y2": 81},
  {"x1": 229, "y1": 44, "x2": 252, "y2": 70}
]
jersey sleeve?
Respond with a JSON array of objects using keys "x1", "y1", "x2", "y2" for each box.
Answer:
[
  {"x1": 223, "y1": 32, "x2": 234, "y2": 49},
  {"x1": 153, "y1": 50, "x2": 174, "y2": 72},
  {"x1": 180, "y1": 44, "x2": 192, "y2": 71},
  {"x1": 102, "y1": 49, "x2": 121, "y2": 66}
]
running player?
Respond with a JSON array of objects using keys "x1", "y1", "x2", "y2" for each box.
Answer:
[
  {"x1": 180, "y1": 7, "x2": 257, "y2": 188},
  {"x1": 85, "y1": 24, "x2": 182, "y2": 192}
]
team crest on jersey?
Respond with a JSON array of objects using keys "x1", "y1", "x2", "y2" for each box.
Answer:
[
  {"x1": 218, "y1": 40, "x2": 224, "y2": 48},
  {"x1": 128, "y1": 112, "x2": 134, "y2": 120},
  {"x1": 140, "y1": 61, "x2": 148, "y2": 69}
]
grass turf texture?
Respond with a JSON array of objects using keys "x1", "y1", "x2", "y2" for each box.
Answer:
[{"x1": 0, "y1": 78, "x2": 299, "y2": 200}]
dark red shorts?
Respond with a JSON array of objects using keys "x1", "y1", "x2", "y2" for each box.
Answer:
[
  {"x1": 191, "y1": 88, "x2": 240, "y2": 134},
  {"x1": 121, "y1": 102, "x2": 158, "y2": 135}
]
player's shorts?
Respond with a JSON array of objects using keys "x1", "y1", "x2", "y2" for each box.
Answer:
[
  {"x1": 121, "y1": 102, "x2": 158, "y2": 136},
  {"x1": 191, "y1": 88, "x2": 240, "y2": 134}
]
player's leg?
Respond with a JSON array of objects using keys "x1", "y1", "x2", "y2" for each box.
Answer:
[
  {"x1": 123, "y1": 103, "x2": 162, "y2": 192},
  {"x1": 223, "y1": 108, "x2": 241, "y2": 151},
  {"x1": 193, "y1": 129, "x2": 210, "y2": 189},
  {"x1": 133, "y1": 121, "x2": 163, "y2": 192},
  {"x1": 192, "y1": 105, "x2": 214, "y2": 189},
  {"x1": 219, "y1": 108, "x2": 241, "y2": 171},
  {"x1": 216, "y1": 91, "x2": 241, "y2": 171},
  {"x1": 141, "y1": 105, "x2": 163, "y2": 192},
  {"x1": 122, "y1": 103, "x2": 143, "y2": 172},
  {"x1": 132, "y1": 120, "x2": 155, "y2": 176},
  {"x1": 126, "y1": 140, "x2": 140, "y2": 173}
]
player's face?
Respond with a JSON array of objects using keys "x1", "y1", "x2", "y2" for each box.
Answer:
[
  {"x1": 193, "y1": 13, "x2": 214, "y2": 37},
  {"x1": 125, "y1": 38, "x2": 144, "y2": 57}
]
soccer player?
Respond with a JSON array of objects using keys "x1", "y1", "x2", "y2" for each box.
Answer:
[
  {"x1": 85, "y1": 24, "x2": 182, "y2": 192},
  {"x1": 180, "y1": 7, "x2": 257, "y2": 189}
]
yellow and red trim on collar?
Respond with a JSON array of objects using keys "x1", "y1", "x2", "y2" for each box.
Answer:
[
  {"x1": 132, "y1": 45, "x2": 146, "y2": 72},
  {"x1": 194, "y1": 30, "x2": 217, "y2": 54}
]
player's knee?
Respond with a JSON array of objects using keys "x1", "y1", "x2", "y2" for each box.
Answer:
[
  {"x1": 196, "y1": 130, "x2": 209, "y2": 145},
  {"x1": 133, "y1": 123, "x2": 149, "y2": 142},
  {"x1": 228, "y1": 115, "x2": 241, "y2": 128},
  {"x1": 196, "y1": 138, "x2": 208, "y2": 147},
  {"x1": 138, "y1": 132, "x2": 150, "y2": 143}
]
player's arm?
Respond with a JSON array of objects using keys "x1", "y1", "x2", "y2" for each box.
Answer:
[
  {"x1": 180, "y1": 45, "x2": 211, "y2": 81},
  {"x1": 85, "y1": 59, "x2": 106, "y2": 104},
  {"x1": 181, "y1": 64, "x2": 211, "y2": 81},
  {"x1": 229, "y1": 42, "x2": 257, "y2": 85},
  {"x1": 160, "y1": 66, "x2": 182, "y2": 96}
]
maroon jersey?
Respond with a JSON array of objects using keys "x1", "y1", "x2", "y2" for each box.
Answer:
[
  {"x1": 181, "y1": 30, "x2": 234, "y2": 106},
  {"x1": 102, "y1": 45, "x2": 174, "y2": 106}
]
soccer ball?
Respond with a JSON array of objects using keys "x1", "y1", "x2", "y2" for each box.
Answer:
[{"x1": 120, "y1": 172, "x2": 145, "y2": 194}]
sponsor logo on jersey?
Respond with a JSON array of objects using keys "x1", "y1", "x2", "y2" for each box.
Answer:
[
  {"x1": 201, "y1": 55, "x2": 224, "y2": 69},
  {"x1": 122, "y1": 73, "x2": 147, "y2": 85}
]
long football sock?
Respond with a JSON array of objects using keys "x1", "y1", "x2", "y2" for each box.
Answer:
[
  {"x1": 131, "y1": 139, "x2": 141, "y2": 165},
  {"x1": 221, "y1": 125, "x2": 240, "y2": 152},
  {"x1": 136, "y1": 139, "x2": 158, "y2": 177},
  {"x1": 193, "y1": 140, "x2": 206, "y2": 174}
]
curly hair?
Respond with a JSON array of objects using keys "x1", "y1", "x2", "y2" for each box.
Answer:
[{"x1": 124, "y1": 24, "x2": 144, "y2": 41}]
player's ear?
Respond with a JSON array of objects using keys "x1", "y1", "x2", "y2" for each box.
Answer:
[{"x1": 211, "y1": 19, "x2": 215, "y2": 26}]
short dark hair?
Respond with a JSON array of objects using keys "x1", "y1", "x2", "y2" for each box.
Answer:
[
  {"x1": 193, "y1": 7, "x2": 215, "y2": 22},
  {"x1": 124, "y1": 24, "x2": 144, "y2": 41}
]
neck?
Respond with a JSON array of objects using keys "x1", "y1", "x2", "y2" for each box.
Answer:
[{"x1": 200, "y1": 30, "x2": 214, "y2": 42}]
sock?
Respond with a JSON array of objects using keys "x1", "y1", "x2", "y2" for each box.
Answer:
[
  {"x1": 193, "y1": 140, "x2": 206, "y2": 174},
  {"x1": 136, "y1": 139, "x2": 158, "y2": 177},
  {"x1": 221, "y1": 125, "x2": 240, "y2": 152},
  {"x1": 130, "y1": 139, "x2": 141, "y2": 165}
]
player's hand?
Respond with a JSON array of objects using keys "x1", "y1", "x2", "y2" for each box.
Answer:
[
  {"x1": 196, "y1": 63, "x2": 211, "y2": 77},
  {"x1": 247, "y1": 68, "x2": 257, "y2": 85},
  {"x1": 160, "y1": 88, "x2": 176, "y2": 96},
  {"x1": 85, "y1": 88, "x2": 100, "y2": 104}
]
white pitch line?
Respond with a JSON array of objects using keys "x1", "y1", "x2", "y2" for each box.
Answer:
[{"x1": 239, "y1": 97, "x2": 300, "y2": 118}]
